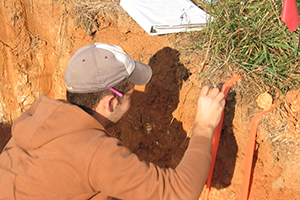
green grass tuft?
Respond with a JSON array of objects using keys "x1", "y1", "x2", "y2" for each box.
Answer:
[{"x1": 194, "y1": 0, "x2": 300, "y2": 93}]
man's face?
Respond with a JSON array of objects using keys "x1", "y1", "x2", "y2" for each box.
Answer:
[{"x1": 108, "y1": 87, "x2": 134, "y2": 124}]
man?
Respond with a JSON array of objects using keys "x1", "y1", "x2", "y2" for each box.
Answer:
[{"x1": 0, "y1": 43, "x2": 225, "y2": 200}]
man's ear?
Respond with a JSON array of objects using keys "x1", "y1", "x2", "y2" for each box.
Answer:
[{"x1": 102, "y1": 95, "x2": 116, "y2": 112}]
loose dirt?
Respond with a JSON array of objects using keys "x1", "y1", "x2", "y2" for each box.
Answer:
[{"x1": 0, "y1": 0, "x2": 299, "y2": 199}]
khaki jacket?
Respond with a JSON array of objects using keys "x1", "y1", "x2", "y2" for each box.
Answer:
[{"x1": 0, "y1": 94, "x2": 212, "y2": 200}]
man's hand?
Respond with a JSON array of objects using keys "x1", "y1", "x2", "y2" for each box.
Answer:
[{"x1": 192, "y1": 85, "x2": 225, "y2": 140}]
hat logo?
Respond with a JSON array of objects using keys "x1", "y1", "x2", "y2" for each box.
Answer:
[{"x1": 65, "y1": 84, "x2": 73, "y2": 91}]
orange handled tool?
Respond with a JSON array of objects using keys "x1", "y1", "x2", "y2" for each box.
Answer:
[
  {"x1": 204, "y1": 74, "x2": 242, "y2": 200},
  {"x1": 240, "y1": 103, "x2": 277, "y2": 200}
]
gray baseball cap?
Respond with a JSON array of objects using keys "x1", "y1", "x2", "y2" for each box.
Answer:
[{"x1": 64, "y1": 43, "x2": 152, "y2": 93}]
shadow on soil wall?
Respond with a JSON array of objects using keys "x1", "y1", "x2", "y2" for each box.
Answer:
[
  {"x1": 0, "y1": 124, "x2": 11, "y2": 152},
  {"x1": 109, "y1": 47, "x2": 238, "y2": 189}
]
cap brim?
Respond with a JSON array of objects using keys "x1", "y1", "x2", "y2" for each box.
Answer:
[{"x1": 128, "y1": 62, "x2": 152, "y2": 85}]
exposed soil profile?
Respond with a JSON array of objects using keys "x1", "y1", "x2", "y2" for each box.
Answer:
[{"x1": 0, "y1": 0, "x2": 299, "y2": 199}]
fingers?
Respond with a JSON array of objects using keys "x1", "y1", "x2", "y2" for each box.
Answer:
[
  {"x1": 207, "y1": 87, "x2": 219, "y2": 97},
  {"x1": 215, "y1": 91, "x2": 225, "y2": 103},
  {"x1": 220, "y1": 98, "x2": 226, "y2": 108},
  {"x1": 193, "y1": 85, "x2": 226, "y2": 139},
  {"x1": 199, "y1": 85, "x2": 211, "y2": 97},
  {"x1": 199, "y1": 85, "x2": 226, "y2": 115},
  {"x1": 200, "y1": 85, "x2": 225, "y2": 102}
]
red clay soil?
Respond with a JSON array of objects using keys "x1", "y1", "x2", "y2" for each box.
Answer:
[{"x1": 0, "y1": 1, "x2": 299, "y2": 199}]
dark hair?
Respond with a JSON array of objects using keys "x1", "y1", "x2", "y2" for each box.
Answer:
[{"x1": 67, "y1": 78, "x2": 134, "y2": 114}]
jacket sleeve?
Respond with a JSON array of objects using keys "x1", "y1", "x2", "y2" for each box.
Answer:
[{"x1": 88, "y1": 135, "x2": 212, "y2": 200}]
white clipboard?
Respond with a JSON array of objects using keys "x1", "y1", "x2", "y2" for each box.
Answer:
[{"x1": 120, "y1": 0, "x2": 211, "y2": 35}]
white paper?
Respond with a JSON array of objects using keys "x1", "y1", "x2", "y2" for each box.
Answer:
[{"x1": 120, "y1": 0, "x2": 211, "y2": 35}]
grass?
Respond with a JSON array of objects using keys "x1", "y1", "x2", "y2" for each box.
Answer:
[{"x1": 193, "y1": 0, "x2": 300, "y2": 93}]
